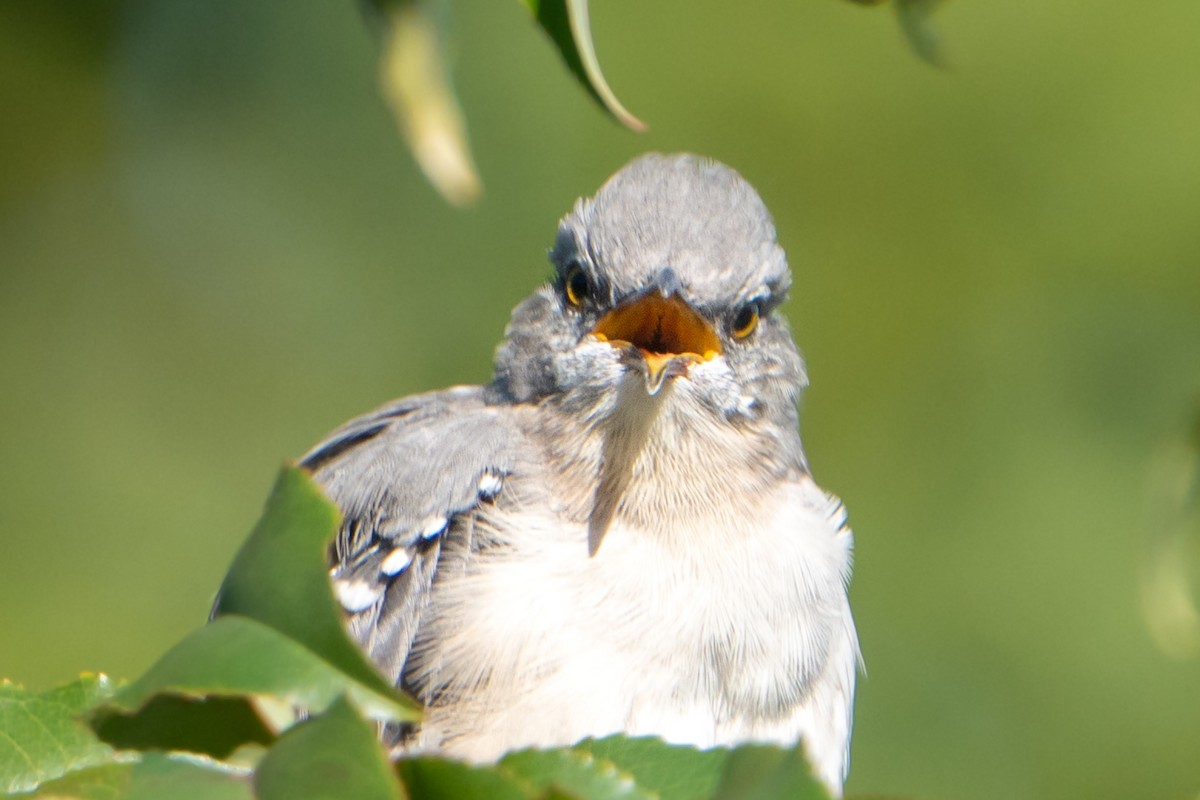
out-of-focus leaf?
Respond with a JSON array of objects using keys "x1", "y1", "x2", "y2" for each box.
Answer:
[
  {"x1": 0, "y1": 675, "x2": 117, "y2": 794},
  {"x1": 375, "y1": 0, "x2": 481, "y2": 206},
  {"x1": 500, "y1": 747, "x2": 654, "y2": 800},
  {"x1": 571, "y1": 737, "x2": 727, "y2": 800},
  {"x1": 841, "y1": 0, "x2": 948, "y2": 66},
  {"x1": 523, "y1": 0, "x2": 645, "y2": 131},
  {"x1": 213, "y1": 466, "x2": 413, "y2": 712},
  {"x1": 91, "y1": 614, "x2": 414, "y2": 755},
  {"x1": 710, "y1": 744, "x2": 830, "y2": 800},
  {"x1": 1141, "y1": 405, "x2": 1200, "y2": 660},
  {"x1": 254, "y1": 696, "x2": 404, "y2": 800},
  {"x1": 396, "y1": 756, "x2": 530, "y2": 800},
  {"x1": 895, "y1": 0, "x2": 947, "y2": 67}
]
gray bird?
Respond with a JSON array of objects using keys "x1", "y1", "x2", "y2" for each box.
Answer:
[{"x1": 300, "y1": 153, "x2": 859, "y2": 794}]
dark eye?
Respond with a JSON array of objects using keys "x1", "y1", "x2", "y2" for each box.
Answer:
[
  {"x1": 731, "y1": 303, "x2": 760, "y2": 339},
  {"x1": 564, "y1": 263, "x2": 590, "y2": 307}
]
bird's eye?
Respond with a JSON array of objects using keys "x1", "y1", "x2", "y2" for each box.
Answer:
[
  {"x1": 564, "y1": 263, "x2": 590, "y2": 307},
  {"x1": 731, "y1": 303, "x2": 760, "y2": 339}
]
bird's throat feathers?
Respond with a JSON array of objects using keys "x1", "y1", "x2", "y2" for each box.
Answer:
[{"x1": 576, "y1": 373, "x2": 787, "y2": 553}]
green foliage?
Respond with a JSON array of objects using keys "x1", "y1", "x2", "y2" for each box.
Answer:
[
  {"x1": 500, "y1": 747, "x2": 658, "y2": 800},
  {"x1": 212, "y1": 467, "x2": 412, "y2": 707},
  {"x1": 0, "y1": 676, "x2": 117, "y2": 794},
  {"x1": 371, "y1": 0, "x2": 944, "y2": 203},
  {"x1": 522, "y1": 0, "x2": 645, "y2": 133},
  {"x1": 253, "y1": 697, "x2": 402, "y2": 800},
  {"x1": 27, "y1": 753, "x2": 253, "y2": 800},
  {"x1": 570, "y1": 736, "x2": 728, "y2": 800},
  {"x1": 894, "y1": 0, "x2": 947, "y2": 66},
  {"x1": 92, "y1": 616, "x2": 411, "y2": 747},
  {"x1": 0, "y1": 468, "x2": 836, "y2": 799}
]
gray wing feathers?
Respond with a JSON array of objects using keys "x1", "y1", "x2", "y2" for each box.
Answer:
[{"x1": 300, "y1": 386, "x2": 515, "y2": 685}]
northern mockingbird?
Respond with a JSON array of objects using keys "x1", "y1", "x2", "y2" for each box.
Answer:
[{"x1": 301, "y1": 153, "x2": 859, "y2": 794}]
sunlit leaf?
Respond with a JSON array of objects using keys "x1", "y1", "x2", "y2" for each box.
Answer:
[
  {"x1": 571, "y1": 737, "x2": 727, "y2": 800},
  {"x1": 91, "y1": 614, "x2": 414, "y2": 753},
  {"x1": 1141, "y1": 405, "x2": 1200, "y2": 660},
  {"x1": 501, "y1": 747, "x2": 654, "y2": 800},
  {"x1": 254, "y1": 697, "x2": 404, "y2": 800},
  {"x1": 0, "y1": 675, "x2": 117, "y2": 794},
  {"x1": 27, "y1": 753, "x2": 254, "y2": 800},
  {"x1": 523, "y1": 0, "x2": 645, "y2": 131},
  {"x1": 213, "y1": 466, "x2": 413, "y2": 712},
  {"x1": 23, "y1": 761, "x2": 131, "y2": 800},
  {"x1": 375, "y1": 0, "x2": 482, "y2": 206},
  {"x1": 396, "y1": 755, "x2": 530, "y2": 800}
]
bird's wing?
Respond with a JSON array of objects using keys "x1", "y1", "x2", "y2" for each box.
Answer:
[{"x1": 300, "y1": 386, "x2": 516, "y2": 686}]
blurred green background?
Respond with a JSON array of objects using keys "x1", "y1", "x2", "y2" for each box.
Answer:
[{"x1": 2, "y1": 1, "x2": 1198, "y2": 798}]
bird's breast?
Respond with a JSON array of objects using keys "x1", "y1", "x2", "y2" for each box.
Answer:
[{"x1": 402, "y1": 476, "x2": 855, "y2": 767}]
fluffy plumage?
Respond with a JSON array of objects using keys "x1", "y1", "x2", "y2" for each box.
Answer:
[{"x1": 301, "y1": 153, "x2": 859, "y2": 794}]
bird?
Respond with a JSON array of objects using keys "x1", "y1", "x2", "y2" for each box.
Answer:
[{"x1": 299, "y1": 153, "x2": 860, "y2": 794}]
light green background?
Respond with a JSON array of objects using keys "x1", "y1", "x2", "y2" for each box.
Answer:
[{"x1": 2, "y1": 2, "x2": 1198, "y2": 798}]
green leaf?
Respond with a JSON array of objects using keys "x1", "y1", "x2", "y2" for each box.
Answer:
[
  {"x1": 1140, "y1": 404, "x2": 1200, "y2": 659},
  {"x1": 895, "y1": 0, "x2": 947, "y2": 67},
  {"x1": 571, "y1": 737, "x2": 727, "y2": 800},
  {"x1": 396, "y1": 756, "x2": 530, "y2": 800},
  {"x1": 375, "y1": 0, "x2": 482, "y2": 206},
  {"x1": 91, "y1": 614, "x2": 414, "y2": 755},
  {"x1": 213, "y1": 466, "x2": 413, "y2": 712},
  {"x1": 710, "y1": 744, "x2": 830, "y2": 800},
  {"x1": 91, "y1": 693, "x2": 274, "y2": 761},
  {"x1": 22, "y1": 761, "x2": 132, "y2": 800},
  {"x1": 254, "y1": 697, "x2": 404, "y2": 800},
  {"x1": 523, "y1": 0, "x2": 645, "y2": 131},
  {"x1": 500, "y1": 747, "x2": 654, "y2": 800},
  {"x1": 27, "y1": 753, "x2": 254, "y2": 800},
  {"x1": 0, "y1": 675, "x2": 117, "y2": 794}
]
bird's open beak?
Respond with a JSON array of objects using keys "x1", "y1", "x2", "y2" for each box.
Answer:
[{"x1": 592, "y1": 293, "x2": 722, "y2": 394}]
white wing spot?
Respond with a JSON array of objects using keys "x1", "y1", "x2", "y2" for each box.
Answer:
[
  {"x1": 477, "y1": 470, "x2": 504, "y2": 499},
  {"x1": 380, "y1": 546, "x2": 414, "y2": 576},
  {"x1": 418, "y1": 515, "x2": 448, "y2": 541},
  {"x1": 334, "y1": 578, "x2": 382, "y2": 613}
]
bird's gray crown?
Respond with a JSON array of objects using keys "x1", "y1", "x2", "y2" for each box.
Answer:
[
  {"x1": 553, "y1": 153, "x2": 791, "y2": 310},
  {"x1": 491, "y1": 153, "x2": 806, "y2": 406}
]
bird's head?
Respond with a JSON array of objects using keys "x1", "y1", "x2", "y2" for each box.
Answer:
[{"x1": 493, "y1": 153, "x2": 808, "y2": 435}]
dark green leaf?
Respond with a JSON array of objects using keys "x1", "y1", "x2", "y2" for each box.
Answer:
[
  {"x1": 501, "y1": 747, "x2": 654, "y2": 800},
  {"x1": 571, "y1": 737, "x2": 727, "y2": 800},
  {"x1": 523, "y1": 0, "x2": 645, "y2": 131},
  {"x1": 0, "y1": 675, "x2": 117, "y2": 794},
  {"x1": 91, "y1": 694, "x2": 273, "y2": 760},
  {"x1": 397, "y1": 756, "x2": 530, "y2": 800},
  {"x1": 254, "y1": 697, "x2": 404, "y2": 800},
  {"x1": 711, "y1": 744, "x2": 830, "y2": 800},
  {"x1": 213, "y1": 466, "x2": 413, "y2": 711}
]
